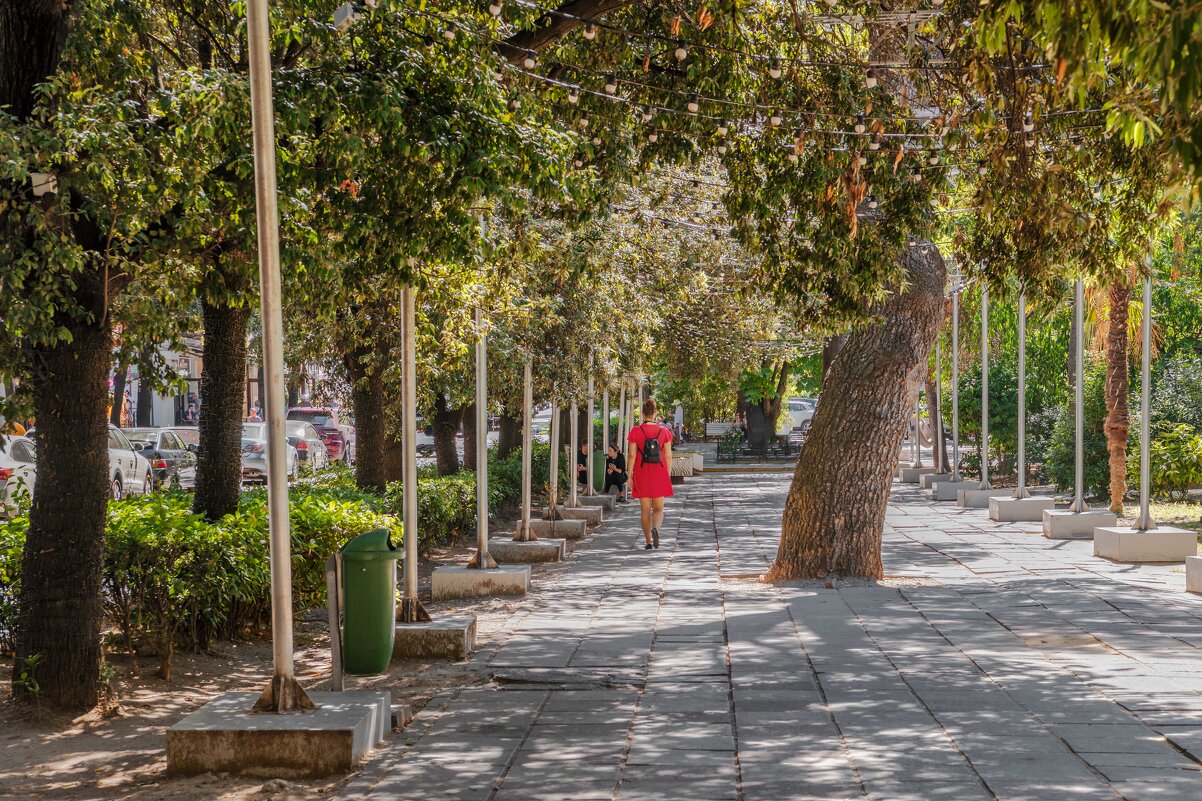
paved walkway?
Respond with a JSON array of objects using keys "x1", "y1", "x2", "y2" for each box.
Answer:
[{"x1": 342, "y1": 474, "x2": 1202, "y2": 801}]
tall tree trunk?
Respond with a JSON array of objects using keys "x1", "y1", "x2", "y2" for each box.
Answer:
[
  {"x1": 498, "y1": 409, "x2": 520, "y2": 459},
  {"x1": 432, "y1": 393, "x2": 462, "y2": 476},
  {"x1": 135, "y1": 347, "x2": 155, "y2": 426},
  {"x1": 767, "y1": 245, "x2": 946, "y2": 580},
  {"x1": 110, "y1": 362, "x2": 126, "y2": 427},
  {"x1": 462, "y1": 401, "x2": 478, "y2": 472},
  {"x1": 924, "y1": 373, "x2": 947, "y2": 473},
  {"x1": 1104, "y1": 279, "x2": 1133, "y2": 515},
  {"x1": 193, "y1": 299, "x2": 249, "y2": 521},
  {"x1": 382, "y1": 435, "x2": 404, "y2": 485},
  {"x1": 345, "y1": 346, "x2": 386, "y2": 492},
  {"x1": 15, "y1": 322, "x2": 111, "y2": 711}
]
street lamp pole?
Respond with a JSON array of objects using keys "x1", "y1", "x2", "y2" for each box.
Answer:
[{"x1": 246, "y1": 0, "x2": 311, "y2": 713}]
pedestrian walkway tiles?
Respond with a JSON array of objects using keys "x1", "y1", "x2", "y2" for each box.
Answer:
[{"x1": 341, "y1": 474, "x2": 1202, "y2": 801}]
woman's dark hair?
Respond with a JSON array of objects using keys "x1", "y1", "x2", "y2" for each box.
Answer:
[{"x1": 642, "y1": 397, "x2": 657, "y2": 419}]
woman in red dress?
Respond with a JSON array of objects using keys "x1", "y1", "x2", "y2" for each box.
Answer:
[{"x1": 627, "y1": 397, "x2": 673, "y2": 550}]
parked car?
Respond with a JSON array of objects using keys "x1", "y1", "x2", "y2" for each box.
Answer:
[
  {"x1": 286, "y1": 406, "x2": 356, "y2": 463},
  {"x1": 0, "y1": 434, "x2": 37, "y2": 516},
  {"x1": 286, "y1": 420, "x2": 329, "y2": 474},
  {"x1": 165, "y1": 425, "x2": 200, "y2": 450},
  {"x1": 108, "y1": 425, "x2": 154, "y2": 499},
  {"x1": 123, "y1": 427, "x2": 198, "y2": 489},
  {"x1": 241, "y1": 423, "x2": 298, "y2": 483},
  {"x1": 786, "y1": 397, "x2": 818, "y2": 434}
]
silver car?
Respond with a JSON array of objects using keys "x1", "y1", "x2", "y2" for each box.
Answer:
[
  {"x1": 241, "y1": 423, "x2": 298, "y2": 483},
  {"x1": 286, "y1": 420, "x2": 329, "y2": 474},
  {"x1": 0, "y1": 434, "x2": 37, "y2": 516}
]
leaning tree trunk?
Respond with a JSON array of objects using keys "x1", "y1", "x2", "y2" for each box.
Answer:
[
  {"x1": 822, "y1": 335, "x2": 848, "y2": 383},
  {"x1": 497, "y1": 410, "x2": 520, "y2": 459},
  {"x1": 345, "y1": 346, "x2": 387, "y2": 492},
  {"x1": 432, "y1": 393, "x2": 462, "y2": 476},
  {"x1": 1104, "y1": 278, "x2": 1133, "y2": 515},
  {"x1": 193, "y1": 298, "x2": 250, "y2": 521},
  {"x1": 15, "y1": 322, "x2": 112, "y2": 711},
  {"x1": 767, "y1": 245, "x2": 946, "y2": 580},
  {"x1": 462, "y1": 401, "x2": 478, "y2": 472}
]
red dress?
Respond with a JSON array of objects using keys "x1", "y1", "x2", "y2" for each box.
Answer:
[{"x1": 628, "y1": 423, "x2": 674, "y2": 499}]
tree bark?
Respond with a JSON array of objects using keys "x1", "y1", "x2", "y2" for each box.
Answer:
[
  {"x1": 498, "y1": 410, "x2": 520, "y2": 459},
  {"x1": 192, "y1": 299, "x2": 249, "y2": 521},
  {"x1": 499, "y1": 0, "x2": 636, "y2": 60},
  {"x1": 1104, "y1": 278, "x2": 1133, "y2": 515},
  {"x1": 462, "y1": 401, "x2": 478, "y2": 472},
  {"x1": 767, "y1": 245, "x2": 946, "y2": 580},
  {"x1": 822, "y1": 335, "x2": 848, "y2": 382},
  {"x1": 15, "y1": 322, "x2": 111, "y2": 711},
  {"x1": 432, "y1": 393, "x2": 462, "y2": 476},
  {"x1": 135, "y1": 347, "x2": 155, "y2": 426},
  {"x1": 0, "y1": 1, "x2": 69, "y2": 121},
  {"x1": 382, "y1": 436, "x2": 404, "y2": 485},
  {"x1": 345, "y1": 346, "x2": 387, "y2": 492}
]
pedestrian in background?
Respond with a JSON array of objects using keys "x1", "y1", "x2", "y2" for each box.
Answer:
[{"x1": 628, "y1": 397, "x2": 673, "y2": 550}]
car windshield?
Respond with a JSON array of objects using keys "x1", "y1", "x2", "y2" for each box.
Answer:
[
  {"x1": 285, "y1": 421, "x2": 309, "y2": 435},
  {"x1": 242, "y1": 424, "x2": 266, "y2": 440},
  {"x1": 124, "y1": 430, "x2": 158, "y2": 444},
  {"x1": 288, "y1": 409, "x2": 332, "y2": 426}
]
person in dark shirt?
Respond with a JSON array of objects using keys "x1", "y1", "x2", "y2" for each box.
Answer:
[
  {"x1": 577, "y1": 441, "x2": 589, "y2": 488},
  {"x1": 604, "y1": 443, "x2": 627, "y2": 502}
]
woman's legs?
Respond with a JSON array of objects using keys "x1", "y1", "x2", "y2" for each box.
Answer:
[
  {"x1": 639, "y1": 497, "x2": 653, "y2": 545},
  {"x1": 652, "y1": 497, "x2": 666, "y2": 532}
]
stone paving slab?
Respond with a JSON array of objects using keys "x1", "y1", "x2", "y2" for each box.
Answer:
[{"x1": 341, "y1": 473, "x2": 1202, "y2": 800}]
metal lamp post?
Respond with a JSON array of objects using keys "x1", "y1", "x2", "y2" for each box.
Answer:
[
  {"x1": 246, "y1": 0, "x2": 310, "y2": 712},
  {"x1": 470, "y1": 308, "x2": 495, "y2": 569},
  {"x1": 568, "y1": 399, "x2": 579, "y2": 508},
  {"x1": 934, "y1": 340, "x2": 945, "y2": 474},
  {"x1": 979, "y1": 284, "x2": 991, "y2": 491},
  {"x1": 549, "y1": 398, "x2": 560, "y2": 515},
  {"x1": 516, "y1": 355, "x2": 536, "y2": 540},
  {"x1": 585, "y1": 373, "x2": 595, "y2": 495},
  {"x1": 1136, "y1": 275, "x2": 1156, "y2": 531},
  {"x1": 952, "y1": 285, "x2": 961, "y2": 481},
  {"x1": 1015, "y1": 292, "x2": 1030, "y2": 499},
  {"x1": 399, "y1": 286, "x2": 430, "y2": 623},
  {"x1": 912, "y1": 396, "x2": 924, "y2": 468},
  {"x1": 1069, "y1": 278, "x2": 1087, "y2": 513}
]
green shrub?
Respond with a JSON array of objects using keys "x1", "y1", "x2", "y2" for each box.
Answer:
[
  {"x1": 1151, "y1": 356, "x2": 1202, "y2": 434},
  {"x1": 1144, "y1": 424, "x2": 1202, "y2": 501},
  {"x1": 0, "y1": 443, "x2": 558, "y2": 668},
  {"x1": 1045, "y1": 362, "x2": 1114, "y2": 498}
]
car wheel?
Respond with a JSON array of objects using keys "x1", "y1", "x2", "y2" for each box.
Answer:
[{"x1": 110, "y1": 478, "x2": 123, "y2": 501}]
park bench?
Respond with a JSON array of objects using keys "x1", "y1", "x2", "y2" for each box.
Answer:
[{"x1": 705, "y1": 422, "x2": 734, "y2": 440}]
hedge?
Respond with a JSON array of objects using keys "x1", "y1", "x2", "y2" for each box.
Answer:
[{"x1": 0, "y1": 445, "x2": 557, "y2": 674}]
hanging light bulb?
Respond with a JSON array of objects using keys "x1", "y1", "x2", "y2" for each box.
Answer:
[
  {"x1": 642, "y1": 106, "x2": 654, "y2": 122},
  {"x1": 854, "y1": 116, "x2": 866, "y2": 135},
  {"x1": 787, "y1": 152, "x2": 798, "y2": 163},
  {"x1": 824, "y1": 0, "x2": 836, "y2": 5},
  {"x1": 929, "y1": 154, "x2": 939, "y2": 165},
  {"x1": 675, "y1": 40, "x2": 689, "y2": 61},
  {"x1": 1025, "y1": 136, "x2": 1035, "y2": 148},
  {"x1": 978, "y1": 162, "x2": 988, "y2": 176},
  {"x1": 510, "y1": 97, "x2": 520, "y2": 109},
  {"x1": 568, "y1": 88, "x2": 579, "y2": 104},
  {"x1": 488, "y1": 1, "x2": 502, "y2": 16},
  {"x1": 522, "y1": 50, "x2": 536, "y2": 69},
  {"x1": 1023, "y1": 111, "x2": 1034, "y2": 133},
  {"x1": 574, "y1": 157, "x2": 584, "y2": 168},
  {"x1": 770, "y1": 110, "x2": 782, "y2": 126},
  {"x1": 688, "y1": 95, "x2": 700, "y2": 114},
  {"x1": 443, "y1": 28, "x2": 455, "y2": 40},
  {"x1": 648, "y1": 131, "x2": 658, "y2": 142},
  {"x1": 769, "y1": 58, "x2": 782, "y2": 80},
  {"x1": 578, "y1": 115, "x2": 589, "y2": 128},
  {"x1": 933, "y1": 0, "x2": 944, "y2": 5},
  {"x1": 717, "y1": 121, "x2": 730, "y2": 137},
  {"x1": 592, "y1": 136, "x2": 601, "y2": 145},
  {"x1": 868, "y1": 136, "x2": 880, "y2": 151},
  {"x1": 604, "y1": 75, "x2": 617, "y2": 94},
  {"x1": 865, "y1": 68, "x2": 877, "y2": 89},
  {"x1": 717, "y1": 139, "x2": 728, "y2": 154},
  {"x1": 911, "y1": 167, "x2": 923, "y2": 183},
  {"x1": 582, "y1": 22, "x2": 597, "y2": 40},
  {"x1": 868, "y1": 197, "x2": 878, "y2": 209}
]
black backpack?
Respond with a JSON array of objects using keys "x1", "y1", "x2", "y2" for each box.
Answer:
[{"x1": 639, "y1": 424, "x2": 662, "y2": 464}]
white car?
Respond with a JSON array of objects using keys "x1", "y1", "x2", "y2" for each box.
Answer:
[
  {"x1": 107, "y1": 425, "x2": 154, "y2": 499},
  {"x1": 786, "y1": 398, "x2": 818, "y2": 433},
  {"x1": 241, "y1": 423, "x2": 298, "y2": 483},
  {"x1": 0, "y1": 434, "x2": 37, "y2": 515}
]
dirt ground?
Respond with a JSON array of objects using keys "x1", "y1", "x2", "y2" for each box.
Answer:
[{"x1": 0, "y1": 521, "x2": 554, "y2": 801}]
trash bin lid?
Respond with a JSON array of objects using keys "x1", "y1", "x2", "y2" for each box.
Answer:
[{"x1": 340, "y1": 528, "x2": 402, "y2": 560}]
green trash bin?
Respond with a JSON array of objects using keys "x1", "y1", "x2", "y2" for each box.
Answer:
[
  {"x1": 340, "y1": 528, "x2": 402, "y2": 675},
  {"x1": 592, "y1": 451, "x2": 607, "y2": 492}
]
